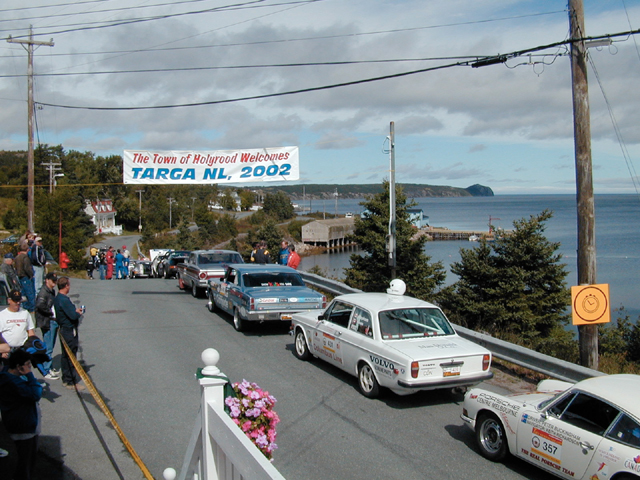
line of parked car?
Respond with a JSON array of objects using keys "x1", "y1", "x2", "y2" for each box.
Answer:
[{"x1": 168, "y1": 248, "x2": 640, "y2": 480}]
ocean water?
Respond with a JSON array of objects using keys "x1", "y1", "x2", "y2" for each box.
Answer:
[{"x1": 299, "y1": 195, "x2": 640, "y2": 319}]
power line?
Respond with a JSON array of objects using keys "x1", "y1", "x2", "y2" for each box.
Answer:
[
  {"x1": 3, "y1": 8, "x2": 566, "y2": 44},
  {"x1": 0, "y1": 0, "x2": 222, "y2": 23},
  {"x1": 1, "y1": 55, "x2": 529, "y2": 78},
  {"x1": 1, "y1": 0, "x2": 322, "y2": 37},
  {"x1": 34, "y1": 29, "x2": 640, "y2": 112}
]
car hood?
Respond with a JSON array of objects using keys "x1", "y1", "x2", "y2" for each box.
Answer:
[
  {"x1": 506, "y1": 391, "x2": 555, "y2": 407},
  {"x1": 383, "y1": 335, "x2": 490, "y2": 359}
]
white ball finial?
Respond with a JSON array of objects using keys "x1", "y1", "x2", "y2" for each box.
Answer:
[
  {"x1": 163, "y1": 468, "x2": 177, "y2": 480},
  {"x1": 201, "y1": 348, "x2": 220, "y2": 375}
]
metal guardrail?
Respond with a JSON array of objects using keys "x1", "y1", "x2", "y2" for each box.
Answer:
[{"x1": 298, "y1": 271, "x2": 604, "y2": 383}]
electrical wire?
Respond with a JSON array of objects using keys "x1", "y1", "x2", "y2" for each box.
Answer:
[
  {"x1": 0, "y1": 0, "x2": 323, "y2": 37},
  {"x1": 587, "y1": 53, "x2": 640, "y2": 198},
  {"x1": 33, "y1": 28, "x2": 640, "y2": 111},
  {"x1": 0, "y1": 55, "x2": 546, "y2": 78},
  {"x1": 0, "y1": 0, "x2": 229, "y2": 24}
]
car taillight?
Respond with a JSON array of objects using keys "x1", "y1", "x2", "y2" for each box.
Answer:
[
  {"x1": 322, "y1": 296, "x2": 327, "y2": 308},
  {"x1": 250, "y1": 298, "x2": 255, "y2": 311},
  {"x1": 411, "y1": 361, "x2": 419, "y2": 378},
  {"x1": 483, "y1": 354, "x2": 490, "y2": 371},
  {"x1": 199, "y1": 272, "x2": 206, "y2": 279}
]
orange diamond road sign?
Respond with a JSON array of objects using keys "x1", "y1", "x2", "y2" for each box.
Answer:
[{"x1": 571, "y1": 284, "x2": 611, "y2": 326}]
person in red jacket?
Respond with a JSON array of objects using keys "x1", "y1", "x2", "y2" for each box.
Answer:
[
  {"x1": 105, "y1": 246, "x2": 115, "y2": 279},
  {"x1": 287, "y1": 244, "x2": 301, "y2": 270},
  {"x1": 59, "y1": 251, "x2": 70, "y2": 272}
]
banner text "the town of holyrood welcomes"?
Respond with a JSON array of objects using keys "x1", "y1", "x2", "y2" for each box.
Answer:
[{"x1": 123, "y1": 147, "x2": 299, "y2": 184}]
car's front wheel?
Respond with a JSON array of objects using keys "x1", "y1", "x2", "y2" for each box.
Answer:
[
  {"x1": 207, "y1": 291, "x2": 216, "y2": 313},
  {"x1": 293, "y1": 328, "x2": 310, "y2": 360},
  {"x1": 192, "y1": 283, "x2": 199, "y2": 298},
  {"x1": 476, "y1": 413, "x2": 508, "y2": 462},
  {"x1": 357, "y1": 362, "x2": 380, "y2": 398},
  {"x1": 233, "y1": 309, "x2": 245, "y2": 332}
]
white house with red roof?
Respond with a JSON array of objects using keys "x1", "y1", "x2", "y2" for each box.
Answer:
[{"x1": 84, "y1": 199, "x2": 123, "y2": 235}]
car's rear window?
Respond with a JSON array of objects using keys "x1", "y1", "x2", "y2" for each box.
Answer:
[
  {"x1": 243, "y1": 272, "x2": 305, "y2": 287},
  {"x1": 199, "y1": 253, "x2": 242, "y2": 264},
  {"x1": 378, "y1": 308, "x2": 455, "y2": 339}
]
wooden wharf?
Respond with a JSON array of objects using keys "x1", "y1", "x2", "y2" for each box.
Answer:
[{"x1": 413, "y1": 227, "x2": 493, "y2": 241}]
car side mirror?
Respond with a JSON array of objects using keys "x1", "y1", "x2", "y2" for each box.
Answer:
[{"x1": 318, "y1": 314, "x2": 325, "y2": 321}]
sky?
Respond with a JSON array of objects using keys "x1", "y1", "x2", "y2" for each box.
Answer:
[{"x1": 2, "y1": 0, "x2": 640, "y2": 194}]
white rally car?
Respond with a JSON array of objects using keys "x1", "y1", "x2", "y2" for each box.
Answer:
[
  {"x1": 291, "y1": 279, "x2": 493, "y2": 398},
  {"x1": 461, "y1": 374, "x2": 640, "y2": 480}
]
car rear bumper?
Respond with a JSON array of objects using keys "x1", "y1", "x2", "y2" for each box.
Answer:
[
  {"x1": 244, "y1": 309, "x2": 319, "y2": 322},
  {"x1": 396, "y1": 371, "x2": 494, "y2": 390}
]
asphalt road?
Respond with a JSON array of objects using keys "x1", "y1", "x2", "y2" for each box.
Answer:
[{"x1": 51, "y1": 277, "x2": 553, "y2": 480}]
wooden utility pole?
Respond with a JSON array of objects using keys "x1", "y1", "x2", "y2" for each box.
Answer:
[
  {"x1": 569, "y1": 0, "x2": 598, "y2": 369},
  {"x1": 7, "y1": 26, "x2": 54, "y2": 232},
  {"x1": 387, "y1": 122, "x2": 397, "y2": 279}
]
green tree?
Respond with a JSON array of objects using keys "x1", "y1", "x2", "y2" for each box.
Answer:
[
  {"x1": 344, "y1": 182, "x2": 446, "y2": 298},
  {"x1": 238, "y1": 189, "x2": 254, "y2": 211},
  {"x1": 262, "y1": 191, "x2": 294, "y2": 221},
  {"x1": 217, "y1": 214, "x2": 238, "y2": 242},
  {"x1": 247, "y1": 219, "x2": 282, "y2": 257},
  {"x1": 35, "y1": 187, "x2": 94, "y2": 269},
  {"x1": 438, "y1": 210, "x2": 571, "y2": 352}
]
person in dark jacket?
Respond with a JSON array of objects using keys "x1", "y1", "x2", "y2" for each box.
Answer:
[
  {"x1": 53, "y1": 276, "x2": 85, "y2": 391},
  {"x1": 253, "y1": 240, "x2": 271, "y2": 264},
  {"x1": 35, "y1": 272, "x2": 59, "y2": 380},
  {"x1": 1, "y1": 252, "x2": 22, "y2": 293},
  {"x1": 14, "y1": 243, "x2": 35, "y2": 313},
  {"x1": 0, "y1": 349, "x2": 43, "y2": 480}
]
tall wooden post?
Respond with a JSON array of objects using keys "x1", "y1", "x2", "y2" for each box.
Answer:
[
  {"x1": 7, "y1": 27, "x2": 54, "y2": 232},
  {"x1": 569, "y1": 0, "x2": 598, "y2": 369}
]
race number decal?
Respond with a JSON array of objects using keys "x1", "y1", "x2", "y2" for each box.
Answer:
[{"x1": 531, "y1": 427, "x2": 563, "y2": 464}]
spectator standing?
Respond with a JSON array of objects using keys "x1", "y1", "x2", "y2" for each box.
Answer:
[
  {"x1": 86, "y1": 255, "x2": 95, "y2": 279},
  {"x1": 1, "y1": 253, "x2": 22, "y2": 292},
  {"x1": 59, "y1": 251, "x2": 70, "y2": 272},
  {"x1": 98, "y1": 250, "x2": 107, "y2": 280},
  {"x1": 0, "y1": 349, "x2": 43, "y2": 480},
  {"x1": 249, "y1": 242, "x2": 259, "y2": 263},
  {"x1": 105, "y1": 246, "x2": 115, "y2": 280},
  {"x1": 29, "y1": 236, "x2": 46, "y2": 292},
  {"x1": 35, "y1": 272, "x2": 59, "y2": 380},
  {"x1": 0, "y1": 290, "x2": 36, "y2": 349},
  {"x1": 115, "y1": 249, "x2": 125, "y2": 279},
  {"x1": 279, "y1": 241, "x2": 290, "y2": 265},
  {"x1": 53, "y1": 277, "x2": 85, "y2": 391},
  {"x1": 253, "y1": 240, "x2": 271, "y2": 264},
  {"x1": 287, "y1": 244, "x2": 301, "y2": 270},
  {"x1": 14, "y1": 245, "x2": 35, "y2": 313},
  {"x1": 122, "y1": 246, "x2": 130, "y2": 278}
]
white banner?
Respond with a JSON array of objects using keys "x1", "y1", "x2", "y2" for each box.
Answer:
[{"x1": 123, "y1": 147, "x2": 299, "y2": 184}]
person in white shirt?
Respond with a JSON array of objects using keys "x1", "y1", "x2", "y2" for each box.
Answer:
[{"x1": 0, "y1": 289, "x2": 36, "y2": 348}]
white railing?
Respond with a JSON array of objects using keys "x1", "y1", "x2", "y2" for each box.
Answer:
[
  {"x1": 163, "y1": 349, "x2": 286, "y2": 480},
  {"x1": 98, "y1": 225, "x2": 123, "y2": 235}
]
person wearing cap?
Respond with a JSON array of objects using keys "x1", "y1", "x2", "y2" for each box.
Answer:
[
  {"x1": 15, "y1": 242, "x2": 36, "y2": 313},
  {"x1": 1, "y1": 252, "x2": 22, "y2": 292},
  {"x1": 0, "y1": 289, "x2": 36, "y2": 349},
  {"x1": 29, "y1": 236, "x2": 47, "y2": 292},
  {"x1": 35, "y1": 272, "x2": 60, "y2": 380},
  {"x1": 0, "y1": 348, "x2": 44, "y2": 479}
]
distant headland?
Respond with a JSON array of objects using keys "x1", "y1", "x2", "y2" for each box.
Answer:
[{"x1": 260, "y1": 183, "x2": 494, "y2": 199}]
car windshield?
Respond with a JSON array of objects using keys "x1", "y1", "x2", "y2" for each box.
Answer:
[
  {"x1": 378, "y1": 308, "x2": 455, "y2": 339},
  {"x1": 243, "y1": 272, "x2": 304, "y2": 287},
  {"x1": 199, "y1": 253, "x2": 242, "y2": 264}
]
